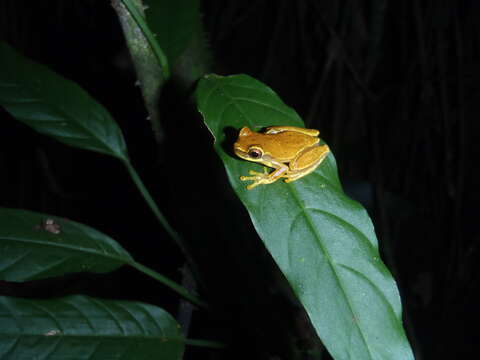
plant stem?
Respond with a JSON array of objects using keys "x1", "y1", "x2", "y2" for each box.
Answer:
[
  {"x1": 123, "y1": 160, "x2": 179, "y2": 240},
  {"x1": 131, "y1": 261, "x2": 207, "y2": 308},
  {"x1": 122, "y1": 160, "x2": 199, "y2": 280},
  {"x1": 117, "y1": 0, "x2": 170, "y2": 79},
  {"x1": 112, "y1": 0, "x2": 165, "y2": 144}
]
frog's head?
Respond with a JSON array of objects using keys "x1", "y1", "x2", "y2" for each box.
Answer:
[{"x1": 233, "y1": 127, "x2": 267, "y2": 163}]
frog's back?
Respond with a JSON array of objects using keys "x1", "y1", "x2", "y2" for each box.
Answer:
[{"x1": 264, "y1": 131, "x2": 319, "y2": 161}]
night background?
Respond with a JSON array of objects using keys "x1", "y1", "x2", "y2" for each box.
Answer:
[{"x1": 1, "y1": 1, "x2": 479, "y2": 359}]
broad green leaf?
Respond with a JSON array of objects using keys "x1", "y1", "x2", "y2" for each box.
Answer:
[
  {"x1": 145, "y1": 0, "x2": 201, "y2": 66},
  {"x1": 0, "y1": 207, "x2": 205, "y2": 307},
  {"x1": 195, "y1": 74, "x2": 414, "y2": 360},
  {"x1": 0, "y1": 42, "x2": 128, "y2": 161},
  {"x1": 0, "y1": 208, "x2": 134, "y2": 281},
  {"x1": 0, "y1": 295, "x2": 184, "y2": 359}
]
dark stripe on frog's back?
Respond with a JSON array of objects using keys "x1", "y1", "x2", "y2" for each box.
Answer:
[{"x1": 262, "y1": 132, "x2": 319, "y2": 162}]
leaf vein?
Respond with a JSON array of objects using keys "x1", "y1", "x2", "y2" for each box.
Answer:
[
  {"x1": 113, "y1": 302, "x2": 148, "y2": 335},
  {"x1": 1, "y1": 236, "x2": 128, "y2": 262},
  {"x1": 338, "y1": 264, "x2": 400, "y2": 320},
  {"x1": 87, "y1": 298, "x2": 126, "y2": 335},
  {"x1": 28, "y1": 302, "x2": 64, "y2": 333},
  {"x1": 287, "y1": 186, "x2": 375, "y2": 358},
  {"x1": 0, "y1": 250, "x2": 32, "y2": 273},
  {"x1": 59, "y1": 298, "x2": 96, "y2": 332}
]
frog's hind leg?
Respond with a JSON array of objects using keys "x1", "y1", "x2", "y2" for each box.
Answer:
[
  {"x1": 283, "y1": 165, "x2": 319, "y2": 183},
  {"x1": 284, "y1": 145, "x2": 329, "y2": 183}
]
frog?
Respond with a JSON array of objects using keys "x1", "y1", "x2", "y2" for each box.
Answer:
[{"x1": 233, "y1": 126, "x2": 330, "y2": 190}]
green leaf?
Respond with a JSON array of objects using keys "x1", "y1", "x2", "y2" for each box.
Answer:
[
  {"x1": 119, "y1": 0, "x2": 170, "y2": 79},
  {"x1": 0, "y1": 207, "x2": 205, "y2": 307},
  {"x1": 0, "y1": 208, "x2": 134, "y2": 281},
  {"x1": 195, "y1": 74, "x2": 414, "y2": 360},
  {"x1": 0, "y1": 42, "x2": 128, "y2": 161},
  {"x1": 0, "y1": 295, "x2": 184, "y2": 359},
  {"x1": 0, "y1": 42, "x2": 191, "y2": 291},
  {"x1": 144, "y1": 0, "x2": 201, "y2": 66}
]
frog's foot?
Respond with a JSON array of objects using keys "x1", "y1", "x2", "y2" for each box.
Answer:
[{"x1": 240, "y1": 168, "x2": 274, "y2": 190}]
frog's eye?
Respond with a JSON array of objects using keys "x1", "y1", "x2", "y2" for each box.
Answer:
[{"x1": 248, "y1": 148, "x2": 262, "y2": 159}]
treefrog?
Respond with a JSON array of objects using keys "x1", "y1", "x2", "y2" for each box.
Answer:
[{"x1": 233, "y1": 126, "x2": 330, "y2": 190}]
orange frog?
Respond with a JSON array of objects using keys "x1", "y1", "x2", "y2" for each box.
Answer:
[{"x1": 234, "y1": 126, "x2": 330, "y2": 190}]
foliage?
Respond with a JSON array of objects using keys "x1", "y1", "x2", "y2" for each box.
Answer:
[
  {"x1": 0, "y1": 295, "x2": 184, "y2": 359},
  {"x1": 196, "y1": 74, "x2": 413, "y2": 359},
  {"x1": 0, "y1": 1, "x2": 422, "y2": 359}
]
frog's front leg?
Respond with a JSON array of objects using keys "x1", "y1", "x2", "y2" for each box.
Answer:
[{"x1": 240, "y1": 164, "x2": 289, "y2": 190}]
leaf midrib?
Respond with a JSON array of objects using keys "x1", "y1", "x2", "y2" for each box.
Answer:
[
  {"x1": 287, "y1": 185, "x2": 374, "y2": 359},
  {"x1": 0, "y1": 236, "x2": 132, "y2": 265},
  {"x1": 0, "y1": 333, "x2": 184, "y2": 341}
]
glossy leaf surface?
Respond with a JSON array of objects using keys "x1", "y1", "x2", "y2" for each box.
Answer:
[
  {"x1": 145, "y1": 0, "x2": 201, "y2": 66},
  {"x1": 195, "y1": 74, "x2": 414, "y2": 360},
  {"x1": 0, "y1": 42, "x2": 128, "y2": 161},
  {"x1": 0, "y1": 295, "x2": 184, "y2": 359},
  {"x1": 0, "y1": 208, "x2": 133, "y2": 281}
]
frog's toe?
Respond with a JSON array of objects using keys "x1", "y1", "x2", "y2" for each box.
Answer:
[
  {"x1": 248, "y1": 169, "x2": 270, "y2": 178},
  {"x1": 246, "y1": 182, "x2": 260, "y2": 190},
  {"x1": 240, "y1": 175, "x2": 262, "y2": 183},
  {"x1": 284, "y1": 174, "x2": 303, "y2": 183}
]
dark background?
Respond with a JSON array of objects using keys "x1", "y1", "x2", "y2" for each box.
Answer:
[{"x1": 1, "y1": 1, "x2": 479, "y2": 359}]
